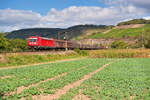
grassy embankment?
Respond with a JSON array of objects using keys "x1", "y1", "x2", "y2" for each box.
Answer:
[
  {"x1": 0, "y1": 49, "x2": 150, "y2": 68},
  {"x1": 89, "y1": 49, "x2": 150, "y2": 58},
  {"x1": 0, "y1": 51, "x2": 86, "y2": 68}
]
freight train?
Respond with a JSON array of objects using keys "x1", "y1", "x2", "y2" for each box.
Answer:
[{"x1": 28, "y1": 36, "x2": 104, "y2": 50}]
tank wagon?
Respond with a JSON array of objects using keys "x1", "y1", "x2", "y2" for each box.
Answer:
[{"x1": 28, "y1": 36, "x2": 104, "y2": 50}]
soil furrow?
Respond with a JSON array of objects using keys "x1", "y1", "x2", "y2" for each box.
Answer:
[
  {"x1": 33, "y1": 60, "x2": 119, "y2": 100},
  {"x1": 4, "y1": 73, "x2": 66, "y2": 97},
  {"x1": 4, "y1": 64, "x2": 90, "y2": 98},
  {"x1": 72, "y1": 90, "x2": 90, "y2": 100},
  {"x1": 0, "y1": 75, "x2": 14, "y2": 79}
]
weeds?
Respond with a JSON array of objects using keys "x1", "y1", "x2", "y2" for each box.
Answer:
[
  {"x1": 0, "y1": 52, "x2": 81, "y2": 68},
  {"x1": 89, "y1": 49, "x2": 150, "y2": 58}
]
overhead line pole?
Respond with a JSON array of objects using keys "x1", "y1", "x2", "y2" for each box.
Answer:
[
  {"x1": 57, "y1": 32, "x2": 60, "y2": 40},
  {"x1": 64, "y1": 32, "x2": 68, "y2": 51}
]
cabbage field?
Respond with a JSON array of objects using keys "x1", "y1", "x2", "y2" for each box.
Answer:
[{"x1": 0, "y1": 58, "x2": 150, "y2": 100}]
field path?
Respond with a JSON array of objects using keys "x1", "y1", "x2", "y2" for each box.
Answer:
[
  {"x1": 0, "y1": 57, "x2": 86, "y2": 70},
  {"x1": 33, "y1": 60, "x2": 119, "y2": 100}
]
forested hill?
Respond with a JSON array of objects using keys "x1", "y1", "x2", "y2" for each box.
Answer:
[
  {"x1": 5, "y1": 19, "x2": 150, "y2": 40},
  {"x1": 5, "y1": 25, "x2": 109, "y2": 40},
  {"x1": 5, "y1": 28, "x2": 63, "y2": 40}
]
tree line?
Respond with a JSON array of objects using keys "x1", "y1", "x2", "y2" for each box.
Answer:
[{"x1": 0, "y1": 33, "x2": 28, "y2": 52}]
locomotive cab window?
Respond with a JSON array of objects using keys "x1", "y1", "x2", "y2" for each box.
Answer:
[{"x1": 29, "y1": 38, "x2": 37, "y2": 42}]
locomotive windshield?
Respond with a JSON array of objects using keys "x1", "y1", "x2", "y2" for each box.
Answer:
[{"x1": 29, "y1": 38, "x2": 37, "y2": 42}]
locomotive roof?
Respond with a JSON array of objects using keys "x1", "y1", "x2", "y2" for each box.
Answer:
[
  {"x1": 29, "y1": 36, "x2": 72, "y2": 42},
  {"x1": 29, "y1": 36, "x2": 53, "y2": 40}
]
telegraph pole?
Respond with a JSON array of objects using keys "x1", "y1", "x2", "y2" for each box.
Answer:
[
  {"x1": 64, "y1": 32, "x2": 68, "y2": 51},
  {"x1": 142, "y1": 28, "x2": 144, "y2": 48},
  {"x1": 57, "y1": 32, "x2": 60, "y2": 40}
]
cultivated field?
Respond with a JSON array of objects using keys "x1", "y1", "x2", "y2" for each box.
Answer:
[{"x1": 0, "y1": 58, "x2": 150, "y2": 100}]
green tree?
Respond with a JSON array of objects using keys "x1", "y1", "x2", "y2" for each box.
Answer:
[
  {"x1": 111, "y1": 40, "x2": 127, "y2": 49},
  {"x1": 8, "y1": 39, "x2": 28, "y2": 52},
  {"x1": 0, "y1": 34, "x2": 8, "y2": 51}
]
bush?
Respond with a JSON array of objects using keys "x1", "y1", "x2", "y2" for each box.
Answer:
[
  {"x1": 0, "y1": 34, "x2": 28, "y2": 52},
  {"x1": 7, "y1": 39, "x2": 28, "y2": 52},
  {"x1": 74, "y1": 48, "x2": 89, "y2": 56},
  {"x1": 111, "y1": 41, "x2": 127, "y2": 49},
  {"x1": 74, "y1": 48, "x2": 80, "y2": 54}
]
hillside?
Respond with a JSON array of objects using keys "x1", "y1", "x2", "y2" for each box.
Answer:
[
  {"x1": 87, "y1": 24, "x2": 150, "y2": 39},
  {"x1": 5, "y1": 19, "x2": 150, "y2": 40},
  {"x1": 75, "y1": 19, "x2": 150, "y2": 40},
  {"x1": 87, "y1": 27, "x2": 143, "y2": 39},
  {"x1": 5, "y1": 25, "x2": 108, "y2": 40},
  {"x1": 5, "y1": 28, "x2": 64, "y2": 40},
  {"x1": 117, "y1": 19, "x2": 150, "y2": 26}
]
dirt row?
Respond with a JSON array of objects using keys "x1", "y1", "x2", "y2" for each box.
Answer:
[
  {"x1": 72, "y1": 90, "x2": 90, "y2": 100},
  {"x1": 4, "y1": 63, "x2": 91, "y2": 98},
  {"x1": 3, "y1": 59, "x2": 119, "y2": 100},
  {"x1": 32, "y1": 60, "x2": 118, "y2": 100}
]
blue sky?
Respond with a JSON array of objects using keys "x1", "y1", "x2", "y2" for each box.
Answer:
[{"x1": 0, "y1": 0, "x2": 150, "y2": 32}]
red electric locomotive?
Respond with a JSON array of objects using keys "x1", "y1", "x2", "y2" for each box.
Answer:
[{"x1": 28, "y1": 36, "x2": 54, "y2": 49}]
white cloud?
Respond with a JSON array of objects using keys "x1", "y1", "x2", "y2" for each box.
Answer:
[
  {"x1": 0, "y1": 5, "x2": 148, "y2": 32},
  {"x1": 104, "y1": 0, "x2": 150, "y2": 10},
  {"x1": 0, "y1": 9, "x2": 41, "y2": 26}
]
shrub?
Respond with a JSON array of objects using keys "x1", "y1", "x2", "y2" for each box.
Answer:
[
  {"x1": 74, "y1": 48, "x2": 81, "y2": 54},
  {"x1": 7, "y1": 39, "x2": 28, "y2": 52},
  {"x1": 0, "y1": 34, "x2": 28, "y2": 52},
  {"x1": 74, "y1": 48, "x2": 89, "y2": 56},
  {"x1": 111, "y1": 41, "x2": 127, "y2": 49}
]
